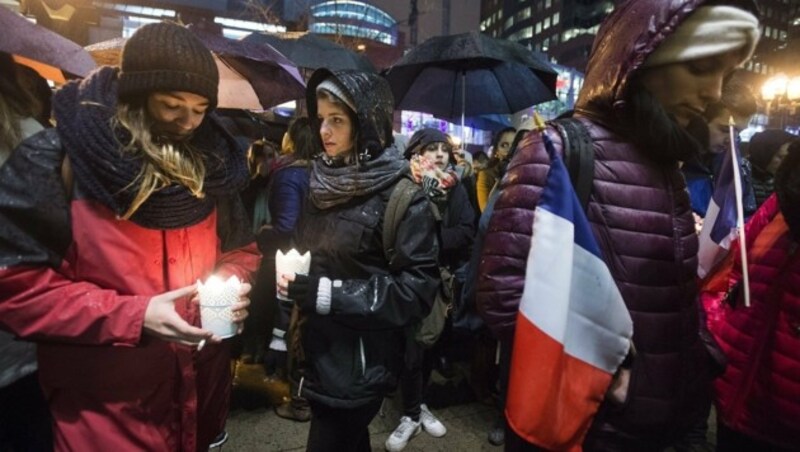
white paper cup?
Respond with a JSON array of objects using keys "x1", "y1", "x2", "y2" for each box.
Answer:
[
  {"x1": 198, "y1": 275, "x2": 241, "y2": 339},
  {"x1": 275, "y1": 249, "x2": 311, "y2": 301}
]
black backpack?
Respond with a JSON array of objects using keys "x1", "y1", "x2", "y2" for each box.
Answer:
[
  {"x1": 455, "y1": 117, "x2": 595, "y2": 333},
  {"x1": 382, "y1": 177, "x2": 450, "y2": 347}
]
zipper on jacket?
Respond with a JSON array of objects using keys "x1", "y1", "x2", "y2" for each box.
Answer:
[
  {"x1": 297, "y1": 376, "x2": 304, "y2": 397},
  {"x1": 359, "y1": 337, "x2": 366, "y2": 377}
]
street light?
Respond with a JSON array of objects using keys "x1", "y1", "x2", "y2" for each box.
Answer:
[{"x1": 761, "y1": 74, "x2": 800, "y2": 129}]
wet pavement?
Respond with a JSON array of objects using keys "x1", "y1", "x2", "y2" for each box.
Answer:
[{"x1": 221, "y1": 362, "x2": 503, "y2": 451}]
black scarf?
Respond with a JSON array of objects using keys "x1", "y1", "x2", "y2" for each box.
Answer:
[
  {"x1": 309, "y1": 146, "x2": 408, "y2": 210},
  {"x1": 53, "y1": 67, "x2": 249, "y2": 229}
]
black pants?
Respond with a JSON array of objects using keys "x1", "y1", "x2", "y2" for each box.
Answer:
[
  {"x1": 0, "y1": 372, "x2": 53, "y2": 452},
  {"x1": 306, "y1": 399, "x2": 382, "y2": 452},
  {"x1": 399, "y1": 337, "x2": 435, "y2": 421}
]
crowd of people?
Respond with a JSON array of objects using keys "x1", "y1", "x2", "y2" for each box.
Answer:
[{"x1": 1, "y1": 1, "x2": 799, "y2": 451}]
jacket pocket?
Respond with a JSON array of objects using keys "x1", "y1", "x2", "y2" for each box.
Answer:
[{"x1": 337, "y1": 204, "x2": 381, "y2": 255}]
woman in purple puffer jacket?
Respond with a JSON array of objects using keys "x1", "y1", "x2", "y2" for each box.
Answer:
[{"x1": 477, "y1": 0, "x2": 760, "y2": 450}]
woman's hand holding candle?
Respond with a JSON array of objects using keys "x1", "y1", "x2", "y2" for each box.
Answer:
[
  {"x1": 275, "y1": 249, "x2": 311, "y2": 302},
  {"x1": 195, "y1": 275, "x2": 251, "y2": 341},
  {"x1": 276, "y1": 272, "x2": 294, "y2": 299},
  {"x1": 230, "y1": 282, "x2": 252, "y2": 335},
  {"x1": 144, "y1": 284, "x2": 213, "y2": 346}
]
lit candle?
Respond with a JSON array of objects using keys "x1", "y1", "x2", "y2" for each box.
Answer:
[
  {"x1": 275, "y1": 249, "x2": 311, "y2": 301},
  {"x1": 197, "y1": 275, "x2": 241, "y2": 338}
]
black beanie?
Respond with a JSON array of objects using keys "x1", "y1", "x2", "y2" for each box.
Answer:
[
  {"x1": 118, "y1": 22, "x2": 219, "y2": 108},
  {"x1": 405, "y1": 128, "x2": 453, "y2": 160}
]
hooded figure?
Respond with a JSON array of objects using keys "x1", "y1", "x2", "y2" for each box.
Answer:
[
  {"x1": 748, "y1": 129, "x2": 798, "y2": 209},
  {"x1": 281, "y1": 69, "x2": 440, "y2": 452},
  {"x1": 477, "y1": 1, "x2": 759, "y2": 450},
  {"x1": 0, "y1": 22, "x2": 259, "y2": 451}
]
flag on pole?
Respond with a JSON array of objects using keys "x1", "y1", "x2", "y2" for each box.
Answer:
[
  {"x1": 697, "y1": 149, "x2": 738, "y2": 277},
  {"x1": 697, "y1": 122, "x2": 748, "y2": 287},
  {"x1": 506, "y1": 127, "x2": 633, "y2": 451},
  {"x1": 697, "y1": 119, "x2": 750, "y2": 305}
]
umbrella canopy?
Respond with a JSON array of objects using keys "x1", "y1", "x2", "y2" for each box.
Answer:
[
  {"x1": 436, "y1": 113, "x2": 512, "y2": 132},
  {"x1": 385, "y1": 31, "x2": 558, "y2": 118},
  {"x1": 243, "y1": 32, "x2": 375, "y2": 73},
  {"x1": 85, "y1": 29, "x2": 305, "y2": 111},
  {"x1": 0, "y1": 7, "x2": 96, "y2": 83}
]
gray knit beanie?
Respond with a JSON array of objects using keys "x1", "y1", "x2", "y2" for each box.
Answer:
[{"x1": 118, "y1": 22, "x2": 219, "y2": 107}]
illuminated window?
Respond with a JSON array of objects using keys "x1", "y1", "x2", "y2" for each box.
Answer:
[{"x1": 310, "y1": 0, "x2": 398, "y2": 45}]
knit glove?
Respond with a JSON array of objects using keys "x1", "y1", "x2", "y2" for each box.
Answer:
[
  {"x1": 421, "y1": 175, "x2": 444, "y2": 199},
  {"x1": 287, "y1": 274, "x2": 321, "y2": 313}
]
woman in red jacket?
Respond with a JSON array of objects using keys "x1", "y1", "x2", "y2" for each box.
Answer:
[
  {"x1": 0, "y1": 22, "x2": 260, "y2": 451},
  {"x1": 701, "y1": 143, "x2": 800, "y2": 451}
]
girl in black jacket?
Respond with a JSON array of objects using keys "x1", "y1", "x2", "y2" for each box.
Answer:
[{"x1": 279, "y1": 69, "x2": 440, "y2": 452}]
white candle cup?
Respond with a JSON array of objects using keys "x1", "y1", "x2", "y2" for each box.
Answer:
[
  {"x1": 197, "y1": 275, "x2": 241, "y2": 339},
  {"x1": 275, "y1": 249, "x2": 311, "y2": 302}
]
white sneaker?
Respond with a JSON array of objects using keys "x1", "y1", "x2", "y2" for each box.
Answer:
[
  {"x1": 208, "y1": 431, "x2": 228, "y2": 450},
  {"x1": 420, "y1": 404, "x2": 447, "y2": 437},
  {"x1": 385, "y1": 416, "x2": 421, "y2": 451}
]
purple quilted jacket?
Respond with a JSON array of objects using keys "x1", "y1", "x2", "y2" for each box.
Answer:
[{"x1": 476, "y1": 0, "x2": 757, "y2": 443}]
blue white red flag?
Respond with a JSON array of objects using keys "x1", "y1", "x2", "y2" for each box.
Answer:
[
  {"x1": 698, "y1": 119, "x2": 750, "y2": 306},
  {"x1": 697, "y1": 133, "x2": 742, "y2": 278},
  {"x1": 506, "y1": 129, "x2": 633, "y2": 451}
]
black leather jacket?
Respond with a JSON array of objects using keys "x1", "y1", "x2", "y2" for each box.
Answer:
[
  {"x1": 293, "y1": 184, "x2": 439, "y2": 408},
  {"x1": 289, "y1": 69, "x2": 440, "y2": 408}
]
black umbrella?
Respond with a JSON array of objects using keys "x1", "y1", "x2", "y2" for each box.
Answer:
[
  {"x1": 0, "y1": 7, "x2": 95, "y2": 82},
  {"x1": 242, "y1": 32, "x2": 375, "y2": 73},
  {"x1": 385, "y1": 31, "x2": 558, "y2": 122},
  {"x1": 436, "y1": 113, "x2": 513, "y2": 132}
]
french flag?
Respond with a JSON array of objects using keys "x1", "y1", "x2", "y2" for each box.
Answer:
[
  {"x1": 506, "y1": 131, "x2": 633, "y2": 450},
  {"x1": 697, "y1": 143, "x2": 740, "y2": 278}
]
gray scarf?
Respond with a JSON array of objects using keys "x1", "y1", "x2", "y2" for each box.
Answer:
[{"x1": 309, "y1": 146, "x2": 408, "y2": 209}]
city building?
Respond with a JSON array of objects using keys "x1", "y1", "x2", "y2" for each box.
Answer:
[
  {"x1": 309, "y1": 0, "x2": 397, "y2": 45},
  {"x1": 306, "y1": 0, "x2": 403, "y2": 69},
  {"x1": 16, "y1": 0, "x2": 286, "y2": 44},
  {"x1": 373, "y1": 0, "x2": 480, "y2": 48},
  {"x1": 283, "y1": 0, "x2": 481, "y2": 48},
  {"x1": 748, "y1": 0, "x2": 800, "y2": 78},
  {"x1": 481, "y1": 0, "x2": 800, "y2": 111},
  {"x1": 480, "y1": 0, "x2": 614, "y2": 72}
]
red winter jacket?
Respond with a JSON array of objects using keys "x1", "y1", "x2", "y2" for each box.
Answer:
[
  {"x1": 701, "y1": 195, "x2": 800, "y2": 449},
  {"x1": 0, "y1": 131, "x2": 260, "y2": 451}
]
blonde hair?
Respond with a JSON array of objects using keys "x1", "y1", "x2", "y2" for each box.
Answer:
[
  {"x1": 0, "y1": 95, "x2": 24, "y2": 154},
  {"x1": 0, "y1": 63, "x2": 39, "y2": 153},
  {"x1": 115, "y1": 102, "x2": 206, "y2": 219}
]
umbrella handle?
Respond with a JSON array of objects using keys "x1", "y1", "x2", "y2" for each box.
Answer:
[{"x1": 461, "y1": 70, "x2": 466, "y2": 148}]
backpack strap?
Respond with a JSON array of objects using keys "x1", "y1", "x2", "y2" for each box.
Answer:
[
  {"x1": 551, "y1": 117, "x2": 594, "y2": 211},
  {"x1": 383, "y1": 177, "x2": 420, "y2": 264}
]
